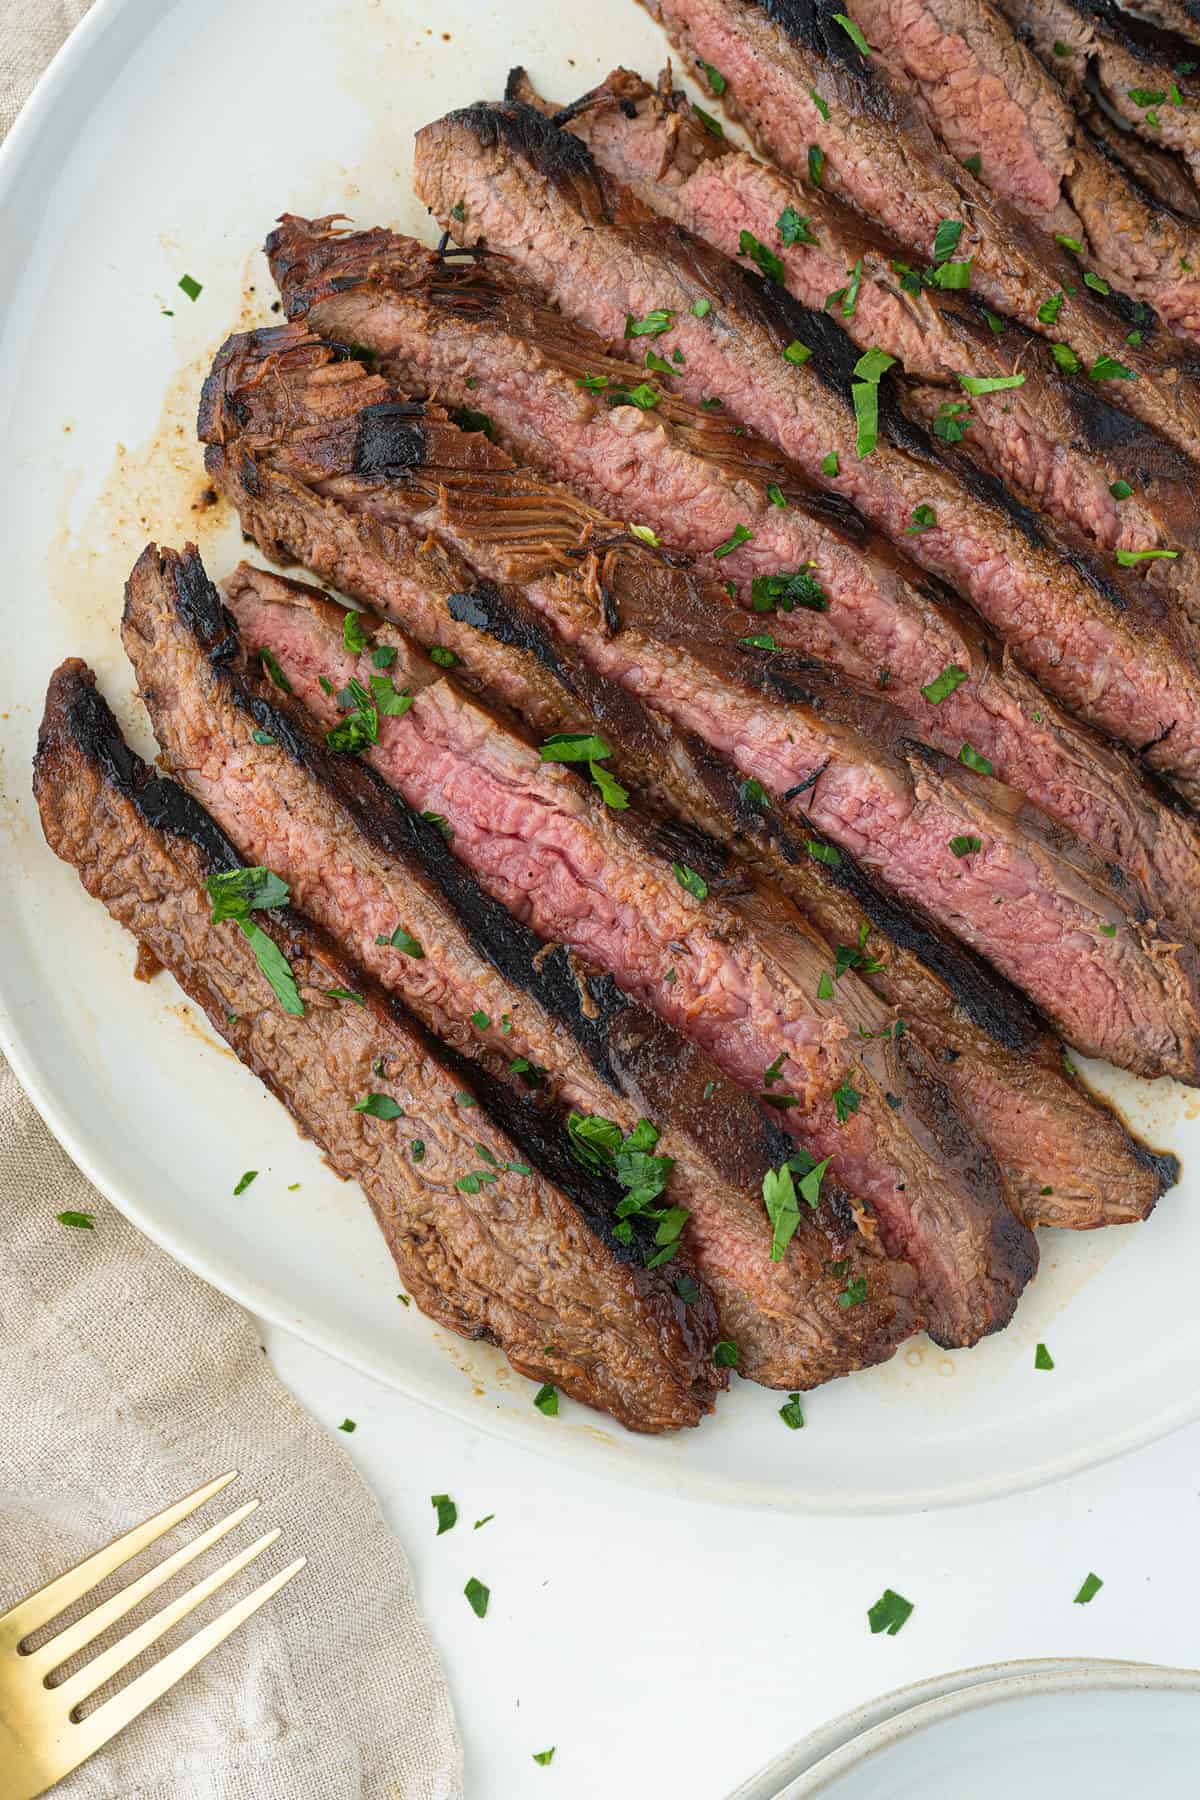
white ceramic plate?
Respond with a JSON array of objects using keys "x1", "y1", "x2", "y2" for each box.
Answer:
[
  {"x1": 2, "y1": 0, "x2": 1198, "y2": 1511},
  {"x1": 780, "y1": 1662, "x2": 1200, "y2": 1798}
]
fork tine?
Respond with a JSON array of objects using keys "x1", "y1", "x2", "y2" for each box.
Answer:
[
  {"x1": 68, "y1": 1556, "x2": 306, "y2": 1763},
  {"x1": 27, "y1": 1499, "x2": 260, "y2": 1677},
  {"x1": 55, "y1": 1528, "x2": 282, "y2": 1707},
  {"x1": 0, "y1": 1472, "x2": 239, "y2": 1643}
]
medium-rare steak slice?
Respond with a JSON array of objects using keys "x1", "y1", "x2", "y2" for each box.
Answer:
[
  {"x1": 638, "y1": 0, "x2": 1200, "y2": 454},
  {"x1": 507, "y1": 64, "x2": 1200, "y2": 581},
  {"x1": 120, "y1": 545, "x2": 922, "y2": 1375},
  {"x1": 34, "y1": 660, "x2": 723, "y2": 1432},
  {"x1": 845, "y1": 0, "x2": 1200, "y2": 336},
  {"x1": 220, "y1": 556, "x2": 1039, "y2": 1348},
  {"x1": 406, "y1": 109, "x2": 1200, "y2": 801},
  {"x1": 1006, "y1": 0, "x2": 1200, "y2": 175},
  {"x1": 1082, "y1": 103, "x2": 1200, "y2": 221},
  {"x1": 200, "y1": 332, "x2": 1200, "y2": 1086},
  {"x1": 263, "y1": 220, "x2": 1200, "y2": 941},
  {"x1": 199, "y1": 332, "x2": 1176, "y2": 1227}
]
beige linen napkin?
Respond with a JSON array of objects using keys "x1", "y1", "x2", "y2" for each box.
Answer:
[
  {"x1": 0, "y1": 0, "x2": 91, "y2": 138},
  {"x1": 0, "y1": 1056, "x2": 465, "y2": 1798}
]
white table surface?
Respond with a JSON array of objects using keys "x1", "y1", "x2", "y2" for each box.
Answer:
[{"x1": 258, "y1": 1318, "x2": 1200, "y2": 1800}]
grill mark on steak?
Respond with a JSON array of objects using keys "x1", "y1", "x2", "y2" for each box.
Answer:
[
  {"x1": 220, "y1": 554, "x2": 1040, "y2": 1347},
  {"x1": 33, "y1": 660, "x2": 725, "y2": 1432},
  {"x1": 120, "y1": 544, "x2": 922, "y2": 1381},
  {"x1": 199, "y1": 334, "x2": 1195, "y2": 1202},
  {"x1": 407, "y1": 108, "x2": 1200, "y2": 803},
  {"x1": 637, "y1": 0, "x2": 1200, "y2": 451},
  {"x1": 507, "y1": 63, "x2": 1200, "y2": 586},
  {"x1": 266, "y1": 215, "x2": 1200, "y2": 943}
]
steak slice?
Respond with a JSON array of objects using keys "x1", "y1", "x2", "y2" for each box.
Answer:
[
  {"x1": 846, "y1": 0, "x2": 1200, "y2": 336},
  {"x1": 1081, "y1": 102, "x2": 1200, "y2": 222},
  {"x1": 199, "y1": 336, "x2": 1175, "y2": 1227},
  {"x1": 507, "y1": 64, "x2": 1200, "y2": 583},
  {"x1": 33, "y1": 660, "x2": 724, "y2": 1432},
  {"x1": 638, "y1": 0, "x2": 1200, "y2": 455},
  {"x1": 200, "y1": 331, "x2": 1200, "y2": 1086},
  {"x1": 407, "y1": 108, "x2": 1200, "y2": 803},
  {"x1": 264, "y1": 216, "x2": 1200, "y2": 942},
  {"x1": 119, "y1": 544, "x2": 921, "y2": 1379},
  {"x1": 1005, "y1": 0, "x2": 1200, "y2": 176}
]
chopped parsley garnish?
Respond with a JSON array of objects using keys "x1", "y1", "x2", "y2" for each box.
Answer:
[
  {"x1": 767, "y1": 484, "x2": 787, "y2": 508},
  {"x1": 839, "y1": 1274, "x2": 868, "y2": 1308},
  {"x1": 739, "y1": 228, "x2": 785, "y2": 283},
  {"x1": 833, "y1": 11, "x2": 871, "y2": 56},
  {"x1": 740, "y1": 776, "x2": 767, "y2": 807},
  {"x1": 834, "y1": 922, "x2": 885, "y2": 978},
  {"x1": 692, "y1": 296, "x2": 712, "y2": 318},
  {"x1": 567, "y1": 1113, "x2": 683, "y2": 1266},
  {"x1": 868, "y1": 1588, "x2": 914, "y2": 1635},
  {"x1": 1038, "y1": 292, "x2": 1064, "y2": 325},
  {"x1": 1116, "y1": 547, "x2": 1179, "y2": 564},
  {"x1": 779, "y1": 1393, "x2": 805, "y2": 1429},
  {"x1": 326, "y1": 676, "x2": 380, "y2": 754},
  {"x1": 252, "y1": 729, "x2": 276, "y2": 745},
  {"x1": 822, "y1": 451, "x2": 839, "y2": 476},
  {"x1": 576, "y1": 372, "x2": 609, "y2": 393},
  {"x1": 783, "y1": 339, "x2": 812, "y2": 364},
  {"x1": 675, "y1": 1274, "x2": 702, "y2": 1304},
  {"x1": 509, "y1": 1057, "x2": 546, "y2": 1088},
  {"x1": 693, "y1": 105, "x2": 724, "y2": 137},
  {"x1": 703, "y1": 61, "x2": 726, "y2": 93},
  {"x1": 533, "y1": 1383, "x2": 558, "y2": 1417},
  {"x1": 325, "y1": 987, "x2": 363, "y2": 1004},
  {"x1": 1109, "y1": 479, "x2": 1133, "y2": 500},
  {"x1": 644, "y1": 348, "x2": 674, "y2": 376},
  {"x1": 1035, "y1": 1342, "x2": 1055, "y2": 1370},
  {"x1": 1074, "y1": 1572, "x2": 1103, "y2": 1605},
  {"x1": 713, "y1": 523, "x2": 753, "y2": 558},
  {"x1": 854, "y1": 346, "x2": 896, "y2": 384},
  {"x1": 810, "y1": 87, "x2": 830, "y2": 119},
  {"x1": 673, "y1": 862, "x2": 709, "y2": 901},
  {"x1": 818, "y1": 970, "x2": 835, "y2": 999},
  {"x1": 1089, "y1": 353, "x2": 1136, "y2": 381},
  {"x1": 474, "y1": 1514, "x2": 494, "y2": 1529},
  {"x1": 178, "y1": 273, "x2": 202, "y2": 301},
  {"x1": 57, "y1": 1210, "x2": 95, "y2": 1229},
  {"x1": 450, "y1": 202, "x2": 465, "y2": 222},
  {"x1": 1055, "y1": 234, "x2": 1084, "y2": 254},
  {"x1": 906, "y1": 504, "x2": 936, "y2": 535},
  {"x1": 624, "y1": 308, "x2": 674, "y2": 338},
  {"x1": 206, "y1": 866, "x2": 304, "y2": 1016},
  {"x1": 931, "y1": 219, "x2": 964, "y2": 263},
  {"x1": 532, "y1": 1748, "x2": 556, "y2": 1767},
  {"x1": 464, "y1": 1577, "x2": 490, "y2": 1618},
  {"x1": 933, "y1": 400, "x2": 971, "y2": 442},
  {"x1": 1129, "y1": 86, "x2": 1166, "y2": 107},
  {"x1": 763, "y1": 1052, "x2": 786, "y2": 1087},
  {"x1": 927, "y1": 259, "x2": 972, "y2": 291},
  {"x1": 833, "y1": 1081, "x2": 861, "y2": 1124},
  {"x1": 949, "y1": 834, "x2": 982, "y2": 857},
  {"x1": 751, "y1": 566, "x2": 829, "y2": 612},
  {"x1": 959, "y1": 743, "x2": 993, "y2": 775},
  {"x1": 343, "y1": 610, "x2": 368, "y2": 654},
  {"x1": 963, "y1": 152, "x2": 982, "y2": 175},
  {"x1": 540, "y1": 731, "x2": 611, "y2": 763},
  {"x1": 806, "y1": 838, "x2": 842, "y2": 867},
  {"x1": 432, "y1": 1494, "x2": 457, "y2": 1535},
  {"x1": 777, "y1": 204, "x2": 819, "y2": 251},
  {"x1": 1053, "y1": 39, "x2": 1073, "y2": 54},
  {"x1": 590, "y1": 761, "x2": 630, "y2": 809},
  {"x1": 959, "y1": 372, "x2": 1025, "y2": 395},
  {"x1": 629, "y1": 522, "x2": 660, "y2": 545},
  {"x1": 712, "y1": 1339, "x2": 740, "y2": 1367},
  {"x1": 852, "y1": 379, "x2": 879, "y2": 457},
  {"x1": 606, "y1": 381, "x2": 661, "y2": 410},
  {"x1": 1051, "y1": 342, "x2": 1080, "y2": 373},
  {"x1": 808, "y1": 144, "x2": 825, "y2": 187},
  {"x1": 449, "y1": 407, "x2": 495, "y2": 440},
  {"x1": 411, "y1": 1140, "x2": 426, "y2": 1163},
  {"x1": 233, "y1": 1170, "x2": 257, "y2": 1195},
  {"x1": 376, "y1": 924, "x2": 423, "y2": 957},
  {"x1": 922, "y1": 663, "x2": 968, "y2": 704},
  {"x1": 422, "y1": 811, "x2": 453, "y2": 840},
  {"x1": 338, "y1": 1418, "x2": 356, "y2": 1433},
  {"x1": 370, "y1": 675, "x2": 413, "y2": 718},
  {"x1": 837, "y1": 257, "x2": 863, "y2": 318},
  {"x1": 1083, "y1": 271, "x2": 1110, "y2": 296},
  {"x1": 258, "y1": 646, "x2": 291, "y2": 692},
  {"x1": 353, "y1": 1094, "x2": 404, "y2": 1120}
]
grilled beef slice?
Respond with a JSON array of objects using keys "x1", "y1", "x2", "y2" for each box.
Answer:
[
  {"x1": 1005, "y1": 0, "x2": 1200, "y2": 176},
  {"x1": 198, "y1": 344, "x2": 1174, "y2": 1237},
  {"x1": 637, "y1": 0, "x2": 1200, "y2": 455},
  {"x1": 845, "y1": 0, "x2": 1200, "y2": 336},
  {"x1": 264, "y1": 216, "x2": 1200, "y2": 941},
  {"x1": 34, "y1": 660, "x2": 724, "y2": 1431},
  {"x1": 507, "y1": 64, "x2": 1200, "y2": 585},
  {"x1": 407, "y1": 107, "x2": 1200, "y2": 802},
  {"x1": 220, "y1": 555, "x2": 1038, "y2": 1346},
  {"x1": 200, "y1": 331, "x2": 1200, "y2": 1086},
  {"x1": 119, "y1": 545, "x2": 921, "y2": 1377}
]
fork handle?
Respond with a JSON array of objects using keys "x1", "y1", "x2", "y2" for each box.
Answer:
[{"x1": 0, "y1": 1709, "x2": 58, "y2": 1800}]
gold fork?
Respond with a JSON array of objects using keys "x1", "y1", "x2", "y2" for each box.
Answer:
[{"x1": 0, "y1": 1471, "x2": 305, "y2": 1800}]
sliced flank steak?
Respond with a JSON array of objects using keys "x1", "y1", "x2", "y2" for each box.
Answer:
[
  {"x1": 507, "y1": 63, "x2": 1200, "y2": 581},
  {"x1": 263, "y1": 216, "x2": 1200, "y2": 941},
  {"x1": 199, "y1": 329, "x2": 1175, "y2": 1231},
  {"x1": 1081, "y1": 102, "x2": 1200, "y2": 223},
  {"x1": 120, "y1": 544, "x2": 922, "y2": 1378},
  {"x1": 201, "y1": 330, "x2": 1200, "y2": 1087},
  {"x1": 405, "y1": 112, "x2": 1200, "y2": 801},
  {"x1": 846, "y1": 0, "x2": 1200, "y2": 337},
  {"x1": 1004, "y1": 0, "x2": 1200, "y2": 177},
  {"x1": 34, "y1": 660, "x2": 725, "y2": 1432},
  {"x1": 637, "y1": 0, "x2": 1200, "y2": 456},
  {"x1": 221, "y1": 560, "x2": 1034, "y2": 1346}
]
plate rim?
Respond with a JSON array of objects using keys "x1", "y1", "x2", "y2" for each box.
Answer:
[{"x1": 2, "y1": 0, "x2": 1199, "y2": 1515}]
